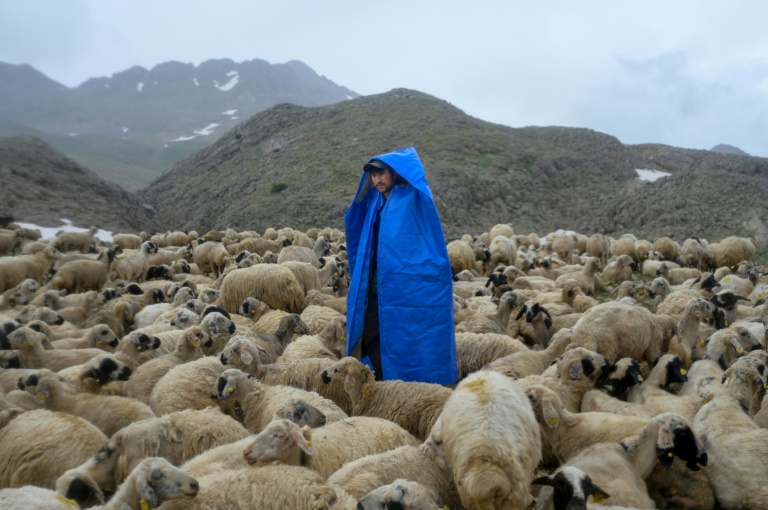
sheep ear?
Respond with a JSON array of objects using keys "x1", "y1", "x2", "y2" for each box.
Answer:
[
  {"x1": 515, "y1": 305, "x2": 527, "y2": 321},
  {"x1": 542, "y1": 397, "x2": 560, "y2": 429},
  {"x1": 291, "y1": 425, "x2": 315, "y2": 456},
  {"x1": 241, "y1": 349, "x2": 253, "y2": 365},
  {"x1": 569, "y1": 362, "x2": 585, "y2": 380},
  {"x1": 135, "y1": 474, "x2": 158, "y2": 509},
  {"x1": 531, "y1": 473, "x2": 555, "y2": 486},
  {"x1": 727, "y1": 336, "x2": 743, "y2": 354}
]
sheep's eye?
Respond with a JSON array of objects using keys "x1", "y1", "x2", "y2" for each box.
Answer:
[{"x1": 101, "y1": 331, "x2": 107, "y2": 335}]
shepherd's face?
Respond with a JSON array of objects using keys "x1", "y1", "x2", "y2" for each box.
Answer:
[{"x1": 371, "y1": 170, "x2": 397, "y2": 198}]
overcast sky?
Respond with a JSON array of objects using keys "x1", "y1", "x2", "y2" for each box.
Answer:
[{"x1": 1, "y1": 0, "x2": 766, "y2": 157}]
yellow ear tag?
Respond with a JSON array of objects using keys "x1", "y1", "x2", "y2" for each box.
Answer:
[
  {"x1": 305, "y1": 440, "x2": 312, "y2": 447},
  {"x1": 96, "y1": 341, "x2": 103, "y2": 346},
  {"x1": 638, "y1": 375, "x2": 644, "y2": 382},
  {"x1": 227, "y1": 387, "x2": 234, "y2": 393},
  {"x1": 28, "y1": 340, "x2": 35, "y2": 346},
  {"x1": 701, "y1": 341, "x2": 707, "y2": 348},
  {"x1": 725, "y1": 320, "x2": 730, "y2": 327},
  {"x1": 192, "y1": 341, "x2": 199, "y2": 348},
  {"x1": 251, "y1": 309, "x2": 256, "y2": 315},
  {"x1": 702, "y1": 393, "x2": 714, "y2": 404},
  {"x1": 136, "y1": 345, "x2": 142, "y2": 351},
  {"x1": 549, "y1": 416, "x2": 558, "y2": 427},
  {"x1": 37, "y1": 392, "x2": 45, "y2": 401},
  {"x1": 592, "y1": 493, "x2": 606, "y2": 503},
  {"x1": 680, "y1": 369, "x2": 687, "y2": 376},
  {"x1": 293, "y1": 328, "x2": 298, "y2": 333},
  {"x1": 140, "y1": 500, "x2": 150, "y2": 510},
  {"x1": 736, "y1": 346, "x2": 744, "y2": 354},
  {"x1": 667, "y1": 452, "x2": 674, "y2": 458},
  {"x1": 95, "y1": 379, "x2": 101, "y2": 383},
  {"x1": 764, "y1": 384, "x2": 768, "y2": 390}
]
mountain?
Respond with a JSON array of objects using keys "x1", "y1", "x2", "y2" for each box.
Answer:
[
  {"x1": 0, "y1": 59, "x2": 358, "y2": 190},
  {"x1": 141, "y1": 89, "x2": 768, "y2": 253},
  {"x1": 710, "y1": 144, "x2": 750, "y2": 156},
  {"x1": 0, "y1": 136, "x2": 159, "y2": 232}
]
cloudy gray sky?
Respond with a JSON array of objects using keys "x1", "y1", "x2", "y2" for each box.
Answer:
[{"x1": 2, "y1": 0, "x2": 766, "y2": 156}]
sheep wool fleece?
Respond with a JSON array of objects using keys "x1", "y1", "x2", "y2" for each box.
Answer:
[{"x1": 345, "y1": 147, "x2": 458, "y2": 385}]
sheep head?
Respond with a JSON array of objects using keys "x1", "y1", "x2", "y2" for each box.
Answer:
[{"x1": 242, "y1": 419, "x2": 314, "y2": 466}]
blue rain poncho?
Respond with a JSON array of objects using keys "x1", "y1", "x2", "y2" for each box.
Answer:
[{"x1": 345, "y1": 147, "x2": 458, "y2": 385}]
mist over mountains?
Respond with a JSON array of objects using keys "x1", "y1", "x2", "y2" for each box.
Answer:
[{"x1": 0, "y1": 59, "x2": 357, "y2": 190}]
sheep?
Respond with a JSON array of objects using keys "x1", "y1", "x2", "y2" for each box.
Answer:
[
  {"x1": 274, "y1": 398, "x2": 332, "y2": 428},
  {"x1": 211, "y1": 368, "x2": 348, "y2": 431},
  {"x1": 133, "y1": 286, "x2": 197, "y2": 330},
  {"x1": 624, "y1": 354, "x2": 704, "y2": 422},
  {"x1": 455, "y1": 331, "x2": 527, "y2": 379},
  {"x1": 124, "y1": 326, "x2": 207, "y2": 403},
  {"x1": 192, "y1": 240, "x2": 230, "y2": 278},
  {"x1": 0, "y1": 408, "x2": 108, "y2": 489},
  {"x1": 0, "y1": 485, "x2": 81, "y2": 509},
  {"x1": 57, "y1": 456, "x2": 200, "y2": 509},
  {"x1": 693, "y1": 363, "x2": 767, "y2": 509},
  {"x1": 711, "y1": 288, "x2": 750, "y2": 327},
  {"x1": 678, "y1": 334, "x2": 751, "y2": 405},
  {"x1": 567, "y1": 301, "x2": 677, "y2": 364},
  {"x1": 525, "y1": 382, "x2": 651, "y2": 463},
  {"x1": 320, "y1": 356, "x2": 452, "y2": 441},
  {"x1": 514, "y1": 301, "x2": 556, "y2": 347},
  {"x1": 713, "y1": 236, "x2": 757, "y2": 267},
  {"x1": 243, "y1": 416, "x2": 420, "y2": 479},
  {"x1": 56, "y1": 353, "x2": 133, "y2": 394},
  {"x1": 0, "y1": 246, "x2": 60, "y2": 293},
  {"x1": 434, "y1": 370, "x2": 540, "y2": 510},
  {"x1": 447, "y1": 239, "x2": 477, "y2": 276},
  {"x1": 50, "y1": 227, "x2": 97, "y2": 253},
  {"x1": 357, "y1": 479, "x2": 446, "y2": 510},
  {"x1": 555, "y1": 257, "x2": 601, "y2": 295},
  {"x1": 112, "y1": 232, "x2": 146, "y2": 250},
  {"x1": 274, "y1": 334, "x2": 341, "y2": 364},
  {"x1": 679, "y1": 237, "x2": 706, "y2": 269},
  {"x1": 55, "y1": 406, "x2": 247, "y2": 499},
  {"x1": 299, "y1": 303, "x2": 344, "y2": 335},
  {"x1": 14, "y1": 304, "x2": 65, "y2": 326},
  {"x1": 586, "y1": 233, "x2": 611, "y2": 266},
  {"x1": 17, "y1": 370, "x2": 155, "y2": 437},
  {"x1": 668, "y1": 297, "x2": 718, "y2": 367},
  {"x1": 328, "y1": 434, "x2": 453, "y2": 505},
  {"x1": 109, "y1": 241, "x2": 157, "y2": 283},
  {"x1": 51, "y1": 324, "x2": 119, "y2": 351},
  {"x1": 147, "y1": 356, "x2": 226, "y2": 415},
  {"x1": 601, "y1": 254, "x2": 636, "y2": 284},
  {"x1": 656, "y1": 262, "x2": 702, "y2": 286},
  {"x1": 531, "y1": 466, "x2": 610, "y2": 510},
  {"x1": 160, "y1": 464, "x2": 349, "y2": 510},
  {"x1": 216, "y1": 264, "x2": 304, "y2": 314},
  {"x1": 535, "y1": 414, "x2": 707, "y2": 509},
  {"x1": 48, "y1": 248, "x2": 116, "y2": 294},
  {"x1": 7, "y1": 327, "x2": 107, "y2": 371},
  {"x1": 580, "y1": 357, "x2": 647, "y2": 414},
  {"x1": 277, "y1": 235, "x2": 330, "y2": 268},
  {"x1": 486, "y1": 328, "x2": 573, "y2": 379}
]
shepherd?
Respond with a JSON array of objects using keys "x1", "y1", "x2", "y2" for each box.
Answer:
[{"x1": 345, "y1": 147, "x2": 458, "y2": 385}]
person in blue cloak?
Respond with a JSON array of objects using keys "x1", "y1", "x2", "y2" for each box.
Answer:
[{"x1": 345, "y1": 147, "x2": 458, "y2": 385}]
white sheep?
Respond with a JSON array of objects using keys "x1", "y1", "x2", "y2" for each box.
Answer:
[
  {"x1": 212, "y1": 368, "x2": 348, "y2": 431},
  {"x1": 160, "y1": 464, "x2": 351, "y2": 510},
  {"x1": 568, "y1": 301, "x2": 678, "y2": 364},
  {"x1": 148, "y1": 356, "x2": 227, "y2": 415},
  {"x1": 435, "y1": 370, "x2": 541, "y2": 510},
  {"x1": 486, "y1": 328, "x2": 573, "y2": 379},
  {"x1": 242, "y1": 416, "x2": 420, "y2": 478},
  {"x1": 328, "y1": 434, "x2": 455, "y2": 507},
  {"x1": 216, "y1": 263, "x2": 304, "y2": 313},
  {"x1": 55, "y1": 406, "x2": 247, "y2": 499},
  {"x1": 17, "y1": 369, "x2": 155, "y2": 438},
  {"x1": 0, "y1": 408, "x2": 108, "y2": 489},
  {"x1": 357, "y1": 479, "x2": 446, "y2": 510},
  {"x1": 693, "y1": 363, "x2": 767, "y2": 509},
  {"x1": 320, "y1": 356, "x2": 452, "y2": 440}
]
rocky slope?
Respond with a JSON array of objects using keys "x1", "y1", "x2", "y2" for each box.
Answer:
[
  {"x1": 0, "y1": 136, "x2": 159, "y2": 232},
  {"x1": 141, "y1": 89, "x2": 768, "y2": 247}
]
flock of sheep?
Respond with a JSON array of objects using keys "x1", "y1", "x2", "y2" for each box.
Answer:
[{"x1": 0, "y1": 221, "x2": 766, "y2": 509}]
